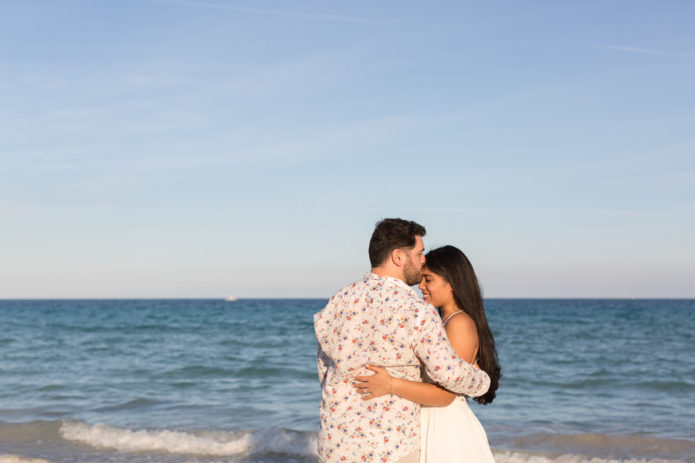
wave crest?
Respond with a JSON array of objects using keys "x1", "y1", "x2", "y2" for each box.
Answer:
[
  {"x1": 0, "y1": 456, "x2": 53, "y2": 463},
  {"x1": 493, "y1": 450, "x2": 687, "y2": 463},
  {"x1": 59, "y1": 421, "x2": 317, "y2": 457},
  {"x1": 513, "y1": 433, "x2": 695, "y2": 461}
]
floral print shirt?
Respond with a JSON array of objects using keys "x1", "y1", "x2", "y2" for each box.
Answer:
[{"x1": 314, "y1": 273, "x2": 490, "y2": 463}]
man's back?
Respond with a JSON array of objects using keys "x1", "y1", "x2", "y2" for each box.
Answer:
[{"x1": 314, "y1": 273, "x2": 490, "y2": 463}]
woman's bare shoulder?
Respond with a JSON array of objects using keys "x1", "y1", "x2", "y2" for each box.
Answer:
[{"x1": 445, "y1": 312, "x2": 478, "y2": 346}]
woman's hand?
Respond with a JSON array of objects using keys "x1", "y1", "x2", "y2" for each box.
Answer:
[{"x1": 353, "y1": 365, "x2": 393, "y2": 400}]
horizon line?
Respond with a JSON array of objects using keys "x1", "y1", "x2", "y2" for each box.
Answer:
[{"x1": 1, "y1": 296, "x2": 693, "y2": 301}]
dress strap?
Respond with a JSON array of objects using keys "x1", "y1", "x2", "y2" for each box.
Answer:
[
  {"x1": 441, "y1": 310, "x2": 465, "y2": 326},
  {"x1": 442, "y1": 310, "x2": 480, "y2": 366}
]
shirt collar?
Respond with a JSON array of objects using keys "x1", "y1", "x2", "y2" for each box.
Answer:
[{"x1": 364, "y1": 272, "x2": 417, "y2": 293}]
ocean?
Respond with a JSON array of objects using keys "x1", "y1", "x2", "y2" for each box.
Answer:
[{"x1": 1, "y1": 298, "x2": 693, "y2": 463}]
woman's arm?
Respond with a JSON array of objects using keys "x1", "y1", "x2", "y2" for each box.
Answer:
[{"x1": 353, "y1": 365, "x2": 456, "y2": 406}]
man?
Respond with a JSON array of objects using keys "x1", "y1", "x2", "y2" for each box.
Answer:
[{"x1": 314, "y1": 218, "x2": 490, "y2": 463}]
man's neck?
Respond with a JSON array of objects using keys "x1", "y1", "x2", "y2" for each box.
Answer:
[{"x1": 371, "y1": 266, "x2": 406, "y2": 283}]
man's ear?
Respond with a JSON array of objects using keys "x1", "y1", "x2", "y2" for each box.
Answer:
[{"x1": 391, "y1": 248, "x2": 404, "y2": 268}]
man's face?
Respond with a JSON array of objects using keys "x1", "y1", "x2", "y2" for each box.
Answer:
[{"x1": 402, "y1": 235, "x2": 426, "y2": 286}]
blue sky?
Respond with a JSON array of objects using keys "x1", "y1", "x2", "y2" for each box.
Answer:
[{"x1": 1, "y1": 1, "x2": 693, "y2": 298}]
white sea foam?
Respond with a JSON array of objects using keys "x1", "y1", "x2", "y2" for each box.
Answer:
[
  {"x1": 59, "y1": 421, "x2": 317, "y2": 456},
  {"x1": 509, "y1": 432, "x2": 695, "y2": 462},
  {"x1": 0, "y1": 456, "x2": 53, "y2": 463},
  {"x1": 57, "y1": 421, "x2": 690, "y2": 462},
  {"x1": 492, "y1": 450, "x2": 687, "y2": 463},
  {"x1": 3, "y1": 450, "x2": 687, "y2": 463}
]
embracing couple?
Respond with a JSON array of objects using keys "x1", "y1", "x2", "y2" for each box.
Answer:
[{"x1": 314, "y1": 218, "x2": 501, "y2": 463}]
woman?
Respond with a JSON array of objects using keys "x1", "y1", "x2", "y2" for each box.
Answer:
[{"x1": 353, "y1": 245, "x2": 500, "y2": 463}]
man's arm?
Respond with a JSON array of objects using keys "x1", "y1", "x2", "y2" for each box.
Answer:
[
  {"x1": 411, "y1": 304, "x2": 490, "y2": 397},
  {"x1": 317, "y1": 343, "x2": 329, "y2": 386},
  {"x1": 314, "y1": 301, "x2": 333, "y2": 386}
]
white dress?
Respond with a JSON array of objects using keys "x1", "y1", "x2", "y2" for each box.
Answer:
[
  {"x1": 419, "y1": 313, "x2": 496, "y2": 463},
  {"x1": 419, "y1": 397, "x2": 495, "y2": 462}
]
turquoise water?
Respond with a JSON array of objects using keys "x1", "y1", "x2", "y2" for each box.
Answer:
[{"x1": 1, "y1": 298, "x2": 694, "y2": 462}]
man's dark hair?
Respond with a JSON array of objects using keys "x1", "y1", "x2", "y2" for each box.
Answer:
[{"x1": 368, "y1": 218, "x2": 426, "y2": 267}]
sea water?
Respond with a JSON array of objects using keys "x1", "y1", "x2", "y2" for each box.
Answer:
[{"x1": 0, "y1": 298, "x2": 693, "y2": 463}]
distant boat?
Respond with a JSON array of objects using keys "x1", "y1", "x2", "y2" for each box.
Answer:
[{"x1": 224, "y1": 296, "x2": 238, "y2": 302}]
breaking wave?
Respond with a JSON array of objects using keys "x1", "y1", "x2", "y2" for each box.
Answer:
[
  {"x1": 1, "y1": 420, "x2": 691, "y2": 462},
  {"x1": 59, "y1": 420, "x2": 317, "y2": 457}
]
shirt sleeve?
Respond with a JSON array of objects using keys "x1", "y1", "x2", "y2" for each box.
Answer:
[
  {"x1": 317, "y1": 343, "x2": 329, "y2": 385},
  {"x1": 410, "y1": 303, "x2": 490, "y2": 397},
  {"x1": 314, "y1": 303, "x2": 332, "y2": 386}
]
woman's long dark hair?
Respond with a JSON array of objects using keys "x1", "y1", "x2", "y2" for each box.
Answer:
[{"x1": 425, "y1": 245, "x2": 501, "y2": 405}]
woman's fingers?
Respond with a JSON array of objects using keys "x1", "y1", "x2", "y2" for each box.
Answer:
[
  {"x1": 353, "y1": 366, "x2": 385, "y2": 399},
  {"x1": 365, "y1": 365, "x2": 385, "y2": 373}
]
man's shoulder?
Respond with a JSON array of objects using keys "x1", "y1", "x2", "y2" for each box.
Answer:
[
  {"x1": 328, "y1": 275, "x2": 371, "y2": 301},
  {"x1": 317, "y1": 272, "x2": 433, "y2": 312},
  {"x1": 408, "y1": 298, "x2": 438, "y2": 319},
  {"x1": 314, "y1": 276, "x2": 370, "y2": 319}
]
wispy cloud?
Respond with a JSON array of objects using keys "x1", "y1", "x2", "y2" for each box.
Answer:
[
  {"x1": 443, "y1": 206, "x2": 665, "y2": 216},
  {"x1": 592, "y1": 45, "x2": 695, "y2": 59},
  {"x1": 140, "y1": 0, "x2": 386, "y2": 24},
  {"x1": 3, "y1": 112, "x2": 455, "y2": 174}
]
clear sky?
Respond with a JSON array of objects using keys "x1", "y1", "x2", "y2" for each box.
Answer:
[{"x1": 1, "y1": 1, "x2": 693, "y2": 298}]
